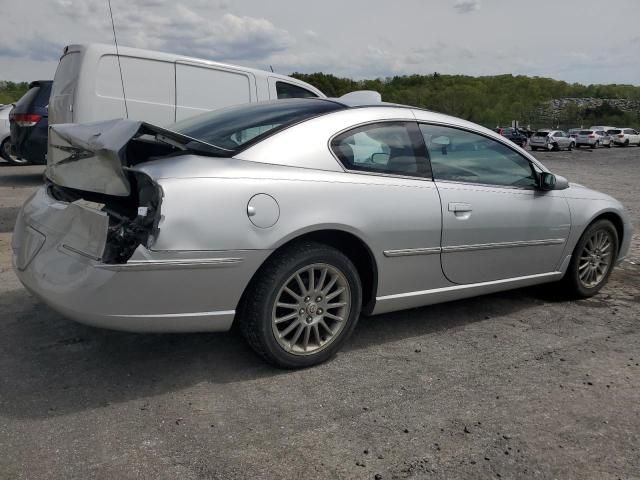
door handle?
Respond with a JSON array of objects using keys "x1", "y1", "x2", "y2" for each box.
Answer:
[{"x1": 448, "y1": 202, "x2": 472, "y2": 213}]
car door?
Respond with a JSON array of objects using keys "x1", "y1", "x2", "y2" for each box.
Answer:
[
  {"x1": 554, "y1": 131, "x2": 569, "y2": 148},
  {"x1": 627, "y1": 129, "x2": 640, "y2": 145},
  {"x1": 419, "y1": 123, "x2": 571, "y2": 285}
]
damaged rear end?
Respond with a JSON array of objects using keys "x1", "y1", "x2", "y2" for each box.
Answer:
[
  {"x1": 11, "y1": 119, "x2": 237, "y2": 332},
  {"x1": 44, "y1": 119, "x2": 176, "y2": 264}
]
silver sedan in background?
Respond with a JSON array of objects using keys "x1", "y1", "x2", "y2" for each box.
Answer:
[
  {"x1": 12, "y1": 98, "x2": 632, "y2": 367},
  {"x1": 529, "y1": 129, "x2": 575, "y2": 151}
]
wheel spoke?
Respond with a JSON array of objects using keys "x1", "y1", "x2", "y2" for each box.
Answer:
[
  {"x1": 284, "y1": 286, "x2": 301, "y2": 301},
  {"x1": 325, "y1": 302, "x2": 346, "y2": 310},
  {"x1": 280, "y1": 319, "x2": 301, "y2": 337},
  {"x1": 318, "y1": 318, "x2": 333, "y2": 334},
  {"x1": 313, "y1": 324, "x2": 321, "y2": 346},
  {"x1": 322, "y1": 274, "x2": 338, "y2": 295},
  {"x1": 325, "y1": 286, "x2": 345, "y2": 301},
  {"x1": 290, "y1": 323, "x2": 305, "y2": 346},
  {"x1": 302, "y1": 326, "x2": 311, "y2": 351},
  {"x1": 308, "y1": 267, "x2": 315, "y2": 291},
  {"x1": 275, "y1": 311, "x2": 299, "y2": 324},
  {"x1": 317, "y1": 267, "x2": 328, "y2": 292},
  {"x1": 277, "y1": 302, "x2": 298, "y2": 310},
  {"x1": 324, "y1": 312, "x2": 344, "y2": 322},
  {"x1": 295, "y1": 274, "x2": 307, "y2": 296}
]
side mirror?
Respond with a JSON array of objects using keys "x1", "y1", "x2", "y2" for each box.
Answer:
[{"x1": 539, "y1": 172, "x2": 569, "y2": 191}]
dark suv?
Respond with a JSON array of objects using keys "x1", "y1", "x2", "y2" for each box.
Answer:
[
  {"x1": 496, "y1": 127, "x2": 528, "y2": 148},
  {"x1": 9, "y1": 80, "x2": 52, "y2": 165}
]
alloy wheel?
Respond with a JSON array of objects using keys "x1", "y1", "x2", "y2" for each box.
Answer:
[
  {"x1": 271, "y1": 263, "x2": 351, "y2": 355},
  {"x1": 578, "y1": 229, "x2": 613, "y2": 288}
]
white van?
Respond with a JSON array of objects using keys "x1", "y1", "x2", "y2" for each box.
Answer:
[{"x1": 49, "y1": 43, "x2": 325, "y2": 126}]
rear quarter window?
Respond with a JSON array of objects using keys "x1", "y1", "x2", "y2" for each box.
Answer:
[{"x1": 276, "y1": 82, "x2": 318, "y2": 99}]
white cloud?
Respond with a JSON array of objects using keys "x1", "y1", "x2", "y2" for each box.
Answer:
[
  {"x1": 51, "y1": 0, "x2": 293, "y2": 62},
  {"x1": 453, "y1": 0, "x2": 480, "y2": 14}
]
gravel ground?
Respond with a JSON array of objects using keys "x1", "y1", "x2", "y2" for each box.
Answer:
[{"x1": 0, "y1": 146, "x2": 639, "y2": 480}]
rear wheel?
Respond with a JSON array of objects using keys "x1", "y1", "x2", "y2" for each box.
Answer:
[
  {"x1": 531, "y1": 146, "x2": 538, "y2": 151},
  {"x1": 0, "y1": 138, "x2": 27, "y2": 165},
  {"x1": 560, "y1": 219, "x2": 618, "y2": 298},
  {"x1": 239, "y1": 241, "x2": 362, "y2": 368}
]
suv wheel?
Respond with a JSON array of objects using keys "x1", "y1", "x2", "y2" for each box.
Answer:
[
  {"x1": 239, "y1": 241, "x2": 362, "y2": 368},
  {"x1": 0, "y1": 138, "x2": 27, "y2": 165}
]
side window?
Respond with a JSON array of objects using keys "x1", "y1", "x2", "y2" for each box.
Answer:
[
  {"x1": 419, "y1": 124, "x2": 537, "y2": 188},
  {"x1": 276, "y1": 82, "x2": 318, "y2": 99},
  {"x1": 331, "y1": 122, "x2": 430, "y2": 178}
]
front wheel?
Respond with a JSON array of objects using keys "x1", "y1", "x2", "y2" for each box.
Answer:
[
  {"x1": 239, "y1": 241, "x2": 362, "y2": 368},
  {"x1": 568, "y1": 142, "x2": 574, "y2": 151},
  {"x1": 560, "y1": 219, "x2": 618, "y2": 298},
  {"x1": 531, "y1": 146, "x2": 538, "y2": 151}
]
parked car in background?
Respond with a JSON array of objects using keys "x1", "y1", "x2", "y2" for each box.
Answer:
[
  {"x1": 8, "y1": 80, "x2": 52, "y2": 165},
  {"x1": 13, "y1": 98, "x2": 632, "y2": 367},
  {"x1": 530, "y1": 129, "x2": 574, "y2": 151},
  {"x1": 498, "y1": 127, "x2": 528, "y2": 147},
  {"x1": 590, "y1": 125, "x2": 615, "y2": 133},
  {"x1": 49, "y1": 43, "x2": 325, "y2": 126},
  {"x1": 568, "y1": 128, "x2": 582, "y2": 143},
  {"x1": 575, "y1": 129, "x2": 611, "y2": 148},
  {"x1": 607, "y1": 128, "x2": 640, "y2": 147},
  {"x1": 0, "y1": 104, "x2": 22, "y2": 164}
]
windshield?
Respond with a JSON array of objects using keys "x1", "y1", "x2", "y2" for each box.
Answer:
[
  {"x1": 579, "y1": 130, "x2": 593, "y2": 135},
  {"x1": 534, "y1": 131, "x2": 549, "y2": 137},
  {"x1": 167, "y1": 99, "x2": 345, "y2": 155},
  {"x1": 607, "y1": 129, "x2": 621, "y2": 134}
]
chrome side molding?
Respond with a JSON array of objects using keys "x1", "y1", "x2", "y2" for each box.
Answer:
[{"x1": 384, "y1": 238, "x2": 565, "y2": 257}]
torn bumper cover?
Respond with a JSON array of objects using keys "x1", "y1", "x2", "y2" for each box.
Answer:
[{"x1": 11, "y1": 186, "x2": 254, "y2": 332}]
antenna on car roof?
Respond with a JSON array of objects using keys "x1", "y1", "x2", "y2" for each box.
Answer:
[{"x1": 107, "y1": 0, "x2": 129, "y2": 118}]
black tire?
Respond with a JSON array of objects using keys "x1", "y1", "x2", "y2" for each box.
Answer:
[
  {"x1": 238, "y1": 241, "x2": 362, "y2": 368},
  {"x1": 531, "y1": 147, "x2": 538, "y2": 151},
  {"x1": 1, "y1": 138, "x2": 27, "y2": 165},
  {"x1": 568, "y1": 142, "x2": 573, "y2": 151},
  {"x1": 560, "y1": 219, "x2": 619, "y2": 298},
  {"x1": 624, "y1": 140, "x2": 629, "y2": 147},
  {"x1": 606, "y1": 143, "x2": 611, "y2": 148}
]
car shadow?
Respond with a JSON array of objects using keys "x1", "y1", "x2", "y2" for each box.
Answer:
[{"x1": 0, "y1": 283, "x2": 555, "y2": 420}]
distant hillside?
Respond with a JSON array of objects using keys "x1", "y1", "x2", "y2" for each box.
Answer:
[
  {"x1": 0, "y1": 81, "x2": 29, "y2": 105},
  {"x1": 291, "y1": 73, "x2": 640, "y2": 129}
]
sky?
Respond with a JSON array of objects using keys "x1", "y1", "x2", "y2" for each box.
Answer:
[{"x1": 0, "y1": 0, "x2": 638, "y2": 85}]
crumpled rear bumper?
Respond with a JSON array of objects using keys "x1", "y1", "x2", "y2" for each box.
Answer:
[{"x1": 12, "y1": 186, "x2": 268, "y2": 332}]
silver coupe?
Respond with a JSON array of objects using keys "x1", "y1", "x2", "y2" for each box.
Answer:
[{"x1": 12, "y1": 97, "x2": 632, "y2": 368}]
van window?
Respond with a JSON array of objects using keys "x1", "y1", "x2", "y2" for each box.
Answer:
[
  {"x1": 176, "y1": 64, "x2": 253, "y2": 121},
  {"x1": 276, "y1": 82, "x2": 317, "y2": 99}
]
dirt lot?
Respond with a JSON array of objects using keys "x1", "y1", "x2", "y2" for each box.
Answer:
[{"x1": 1, "y1": 146, "x2": 639, "y2": 480}]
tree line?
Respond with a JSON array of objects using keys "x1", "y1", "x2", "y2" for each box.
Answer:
[{"x1": 291, "y1": 72, "x2": 640, "y2": 129}]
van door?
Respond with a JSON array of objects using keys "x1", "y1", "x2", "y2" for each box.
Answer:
[
  {"x1": 175, "y1": 62, "x2": 257, "y2": 122},
  {"x1": 50, "y1": 51, "x2": 81, "y2": 124}
]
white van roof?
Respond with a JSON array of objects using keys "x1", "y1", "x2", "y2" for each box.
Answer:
[{"x1": 61, "y1": 43, "x2": 325, "y2": 97}]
